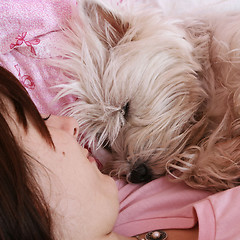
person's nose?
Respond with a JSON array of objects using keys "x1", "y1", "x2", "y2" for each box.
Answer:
[{"x1": 44, "y1": 115, "x2": 79, "y2": 138}]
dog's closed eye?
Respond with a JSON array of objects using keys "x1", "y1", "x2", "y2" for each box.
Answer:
[
  {"x1": 103, "y1": 139, "x2": 112, "y2": 152},
  {"x1": 121, "y1": 102, "x2": 130, "y2": 120}
]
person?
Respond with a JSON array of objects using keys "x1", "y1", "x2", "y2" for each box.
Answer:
[
  {"x1": 1, "y1": 66, "x2": 240, "y2": 240},
  {"x1": 0, "y1": 64, "x2": 203, "y2": 240}
]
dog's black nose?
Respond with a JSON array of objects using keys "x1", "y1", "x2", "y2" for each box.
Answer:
[{"x1": 129, "y1": 163, "x2": 152, "y2": 183}]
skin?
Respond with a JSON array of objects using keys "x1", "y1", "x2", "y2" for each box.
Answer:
[
  {"x1": 6, "y1": 99, "x2": 198, "y2": 240},
  {"x1": 32, "y1": 115, "x2": 119, "y2": 239}
]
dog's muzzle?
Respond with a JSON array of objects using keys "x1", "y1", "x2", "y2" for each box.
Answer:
[{"x1": 129, "y1": 163, "x2": 152, "y2": 183}]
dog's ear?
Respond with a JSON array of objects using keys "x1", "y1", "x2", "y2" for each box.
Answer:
[{"x1": 81, "y1": 0, "x2": 129, "y2": 48}]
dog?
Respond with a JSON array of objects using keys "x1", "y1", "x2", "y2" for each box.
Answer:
[{"x1": 52, "y1": 0, "x2": 240, "y2": 192}]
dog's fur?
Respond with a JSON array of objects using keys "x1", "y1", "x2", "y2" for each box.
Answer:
[{"x1": 53, "y1": 0, "x2": 240, "y2": 192}]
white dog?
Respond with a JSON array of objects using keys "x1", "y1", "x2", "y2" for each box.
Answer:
[{"x1": 53, "y1": 0, "x2": 240, "y2": 192}]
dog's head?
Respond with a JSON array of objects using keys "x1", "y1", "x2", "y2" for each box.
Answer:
[{"x1": 57, "y1": 0, "x2": 211, "y2": 183}]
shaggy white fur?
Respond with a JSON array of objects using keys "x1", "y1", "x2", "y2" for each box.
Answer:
[{"x1": 52, "y1": 0, "x2": 240, "y2": 192}]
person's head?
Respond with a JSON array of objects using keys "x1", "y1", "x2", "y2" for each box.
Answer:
[{"x1": 0, "y1": 66, "x2": 119, "y2": 240}]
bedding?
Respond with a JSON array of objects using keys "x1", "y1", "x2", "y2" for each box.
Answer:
[
  {"x1": 1, "y1": 1, "x2": 240, "y2": 239},
  {"x1": 0, "y1": 0, "x2": 76, "y2": 115}
]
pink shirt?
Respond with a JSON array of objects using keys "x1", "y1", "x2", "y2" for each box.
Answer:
[{"x1": 115, "y1": 177, "x2": 240, "y2": 239}]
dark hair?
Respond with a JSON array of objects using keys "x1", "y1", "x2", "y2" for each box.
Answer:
[{"x1": 0, "y1": 66, "x2": 55, "y2": 240}]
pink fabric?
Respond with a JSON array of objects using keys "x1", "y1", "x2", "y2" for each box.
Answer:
[
  {"x1": 115, "y1": 177, "x2": 211, "y2": 236},
  {"x1": 0, "y1": 0, "x2": 76, "y2": 115},
  {"x1": 194, "y1": 186, "x2": 240, "y2": 240},
  {"x1": 115, "y1": 177, "x2": 240, "y2": 239},
  {"x1": 0, "y1": 0, "x2": 73, "y2": 55}
]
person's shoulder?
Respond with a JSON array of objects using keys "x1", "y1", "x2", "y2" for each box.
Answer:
[{"x1": 194, "y1": 186, "x2": 240, "y2": 240}]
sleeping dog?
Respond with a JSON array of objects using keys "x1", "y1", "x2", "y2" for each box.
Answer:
[{"x1": 53, "y1": 0, "x2": 240, "y2": 192}]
